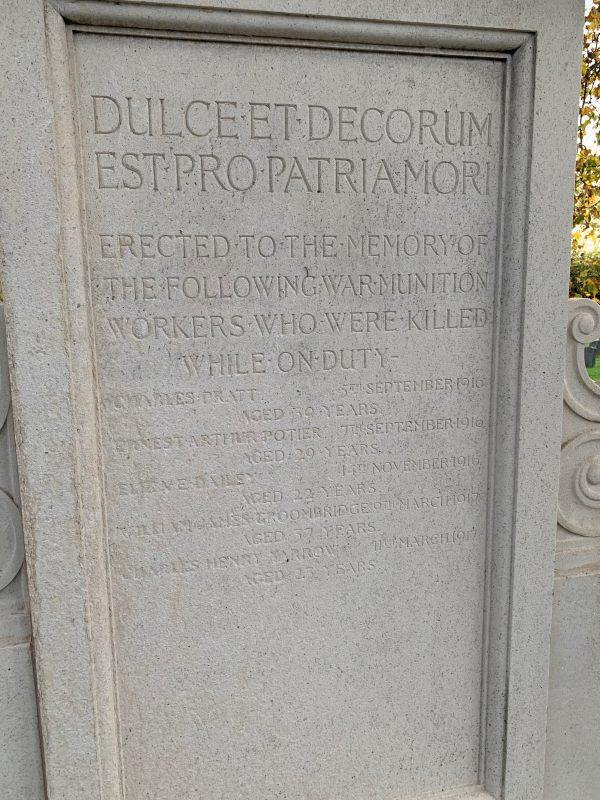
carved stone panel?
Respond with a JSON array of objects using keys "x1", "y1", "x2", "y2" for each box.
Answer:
[{"x1": 74, "y1": 31, "x2": 502, "y2": 800}]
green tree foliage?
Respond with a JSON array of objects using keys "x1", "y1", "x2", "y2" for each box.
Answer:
[
  {"x1": 570, "y1": 251, "x2": 600, "y2": 298},
  {"x1": 572, "y1": 1, "x2": 600, "y2": 299}
]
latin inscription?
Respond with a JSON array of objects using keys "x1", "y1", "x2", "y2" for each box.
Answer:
[{"x1": 74, "y1": 32, "x2": 503, "y2": 800}]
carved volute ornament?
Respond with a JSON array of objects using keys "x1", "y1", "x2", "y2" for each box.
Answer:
[
  {"x1": 0, "y1": 307, "x2": 23, "y2": 595},
  {"x1": 0, "y1": 487, "x2": 24, "y2": 591},
  {"x1": 558, "y1": 299, "x2": 600, "y2": 536},
  {"x1": 0, "y1": 306, "x2": 24, "y2": 591}
]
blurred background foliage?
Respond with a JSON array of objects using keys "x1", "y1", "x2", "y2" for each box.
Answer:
[{"x1": 571, "y1": 0, "x2": 600, "y2": 299}]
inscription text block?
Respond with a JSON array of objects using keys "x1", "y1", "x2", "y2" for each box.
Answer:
[{"x1": 74, "y1": 31, "x2": 504, "y2": 800}]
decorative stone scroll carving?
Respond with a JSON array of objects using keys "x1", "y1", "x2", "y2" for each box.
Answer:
[
  {"x1": 563, "y1": 298, "x2": 600, "y2": 422},
  {"x1": 558, "y1": 299, "x2": 600, "y2": 536},
  {"x1": 0, "y1": 489, "x2": 24, "y2": 591},
  {"x1": 0, "y1": 306, "x2": 24, "y2": 591}
]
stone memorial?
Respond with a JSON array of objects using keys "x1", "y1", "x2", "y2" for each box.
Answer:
[{"x1": 0, "y1": 2, "x2": 584, "y2": 799}]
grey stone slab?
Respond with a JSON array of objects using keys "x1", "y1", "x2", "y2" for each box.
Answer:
[
  {"x1": 0, "y1": 2, "x2": 584, "y2": 800},
  {"x1": 545, "y1": 573, "x2": 600, "y2": 800},
  {"x1": 0, "y1": 644, "x2": 45, "y2": 800}
]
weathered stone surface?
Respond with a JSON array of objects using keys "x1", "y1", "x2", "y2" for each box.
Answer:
[
  {"x1": 0, "y1": 2, "x2": 584, "y2": 800},
  {"x1": 0, "y1": 306, "x2": 44, "y2": 800},
  {"x1": 545, "y1": 572, "x2": 600, "y2": 800},
  {"x1": 0, "y1": 645, "x2": 45, "y2": 800}
]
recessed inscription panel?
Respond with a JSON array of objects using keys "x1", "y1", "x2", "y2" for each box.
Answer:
[{"x1": 73, "y1": 31, "x2": 503, "y2": 800}]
